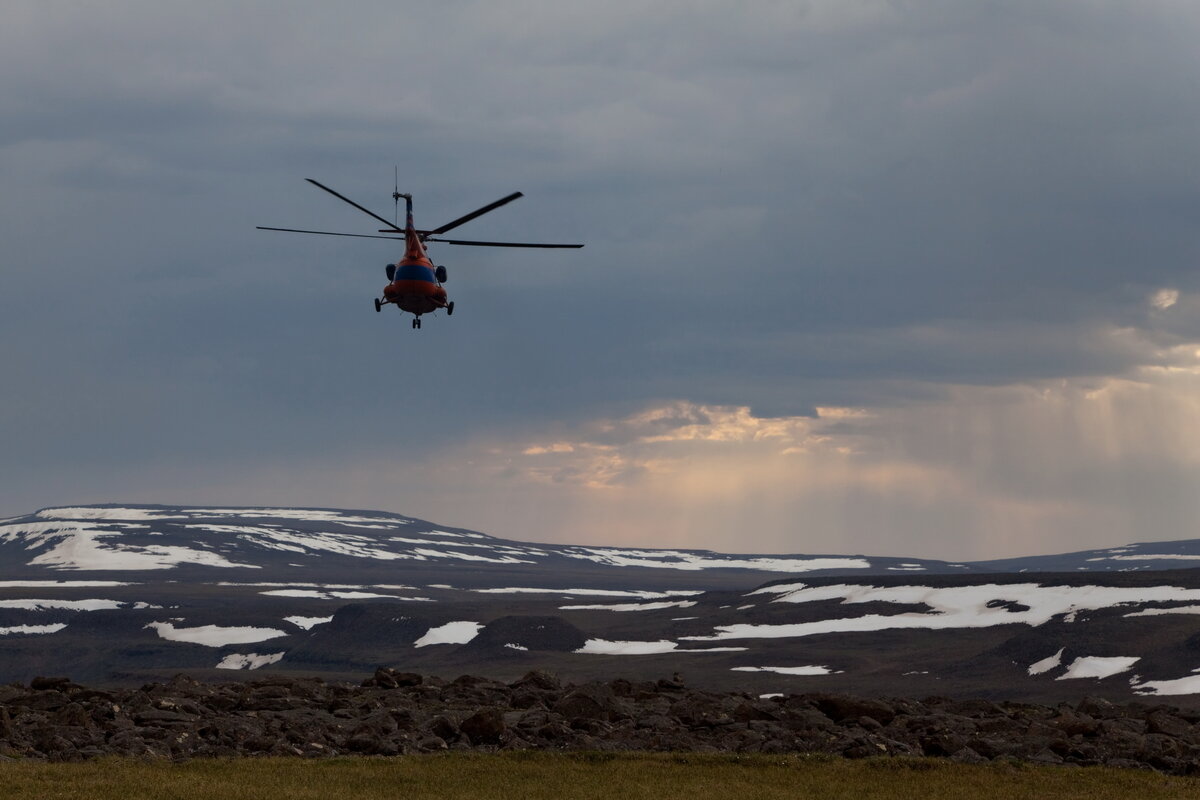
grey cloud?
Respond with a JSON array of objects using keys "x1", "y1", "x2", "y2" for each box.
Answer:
[{"x1": 5, "y1": 1, "x2": 1200, "y2": 558}]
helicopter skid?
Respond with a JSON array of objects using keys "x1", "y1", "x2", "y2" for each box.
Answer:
[
  {"x1": 384, "y1": 278, "x2": 447, "y2": 315},
  {"x1": 380, "y1": 294, "x2": 448, "y2": 317}
]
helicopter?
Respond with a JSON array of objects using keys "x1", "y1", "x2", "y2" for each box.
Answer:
[{"x1": 258, "y1": 176, "x2": 583, "y2": 328}]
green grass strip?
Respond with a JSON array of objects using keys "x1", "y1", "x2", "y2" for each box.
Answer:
[{"x1": 0, "y1": 752, "x2": 1197, "y2": 800}]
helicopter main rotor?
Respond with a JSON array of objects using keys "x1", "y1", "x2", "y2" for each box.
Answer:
[{"x1": 257, "y1": 178, "x2": 583, "y2": 249}]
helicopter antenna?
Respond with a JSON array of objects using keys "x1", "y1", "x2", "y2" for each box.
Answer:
[{"x1": 393, "y1": 166, "x2": 400, "y2": 227}]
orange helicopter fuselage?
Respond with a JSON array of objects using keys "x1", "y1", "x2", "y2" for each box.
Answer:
[{"x1": 382, "y1": 211, "x2": 447, "y2": 316}]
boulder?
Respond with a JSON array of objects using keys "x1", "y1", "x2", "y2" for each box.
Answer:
[
  {"x1": 811, "y1": 694, "x2": 897, "y2": 726},
  {"x1": 510, "y1": 670, "x2": 561, "y2": 692},
  {"x1": 950, "y1": 746, "x2": 989, "y2": 764},
  {"x1": 1050, "y1": 711, "x2": 1099, "y2": 738},
  {"x1": 552, "y1": 684, "x2": 625, "y2": 722},
  {"x1": 670, "y1": 694, "x2": 735, "y2": 728},
  {"x1": 428, "y1": 716, "x2": 459, "y2": 743},
  {"x1": 1146, "y1": 711, "x2": 1192, "y2": 738},
  {"x1": 460, "y1": 708, "x2": 506, "y2": 745}
]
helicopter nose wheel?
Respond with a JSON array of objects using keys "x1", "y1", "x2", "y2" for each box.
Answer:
[
  {"x1": 412, "y1": 317, "x2": 421, "y2": 329},
  {"x1": 447, "y1": 301, "x2": 455, "y2": 316},
  {"x1": 374, "y1": 298, "x2": 382, "y2": 313}
]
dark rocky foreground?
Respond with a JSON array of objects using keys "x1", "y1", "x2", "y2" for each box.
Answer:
[{"x1": 4, "y1": 670, "x2": 1200, "y2": 774}]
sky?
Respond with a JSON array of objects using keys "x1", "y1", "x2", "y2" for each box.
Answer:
[{"x1": 4, "y1": 0, "x2": 1200, "y2": 561}]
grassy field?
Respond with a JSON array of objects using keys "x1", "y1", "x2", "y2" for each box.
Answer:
[{"x1": 0, "y1": 753, "x2": 1197, "y2": 800}]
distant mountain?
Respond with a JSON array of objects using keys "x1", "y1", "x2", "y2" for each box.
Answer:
[
  {"x1": 974, "y1": 540, "x2": 1200, "y2": 574},
  {"x1": 0, "y1": 504, "x2": 973, "y2": 583},
  {"x1": 3, "y1": 504, "x2": 1200, "y2": 703}
]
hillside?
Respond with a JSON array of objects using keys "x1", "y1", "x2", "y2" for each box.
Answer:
[{"x1": 2, "y1": 504, "x2": 1200, "y2": 703}]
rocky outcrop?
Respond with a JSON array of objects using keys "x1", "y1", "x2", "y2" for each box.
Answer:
[{"x1": 3, "y1": 669, "x2": 1200, "y2": 773}]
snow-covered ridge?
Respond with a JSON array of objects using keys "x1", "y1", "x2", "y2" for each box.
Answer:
[
  {"x1": 0, "y1": 505, "x2": 922, "y2": 575},
  {"x1": 10, "y1": 504, "x2": 1200, "y2": 576}
]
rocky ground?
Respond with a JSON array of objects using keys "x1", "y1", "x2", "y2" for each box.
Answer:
[{"x1": 3, "y1": 670, "x2": 1200, "y2": 774}]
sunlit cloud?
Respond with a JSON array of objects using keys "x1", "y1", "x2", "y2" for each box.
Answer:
[
  {"x1": 510, "y1": 402, "x2": 862, "y2": 487},
  {"x1": 521, "y1": 442, "x2": 576, "y2": 455},
  {"x1": 400, "y1": 351, "x2": 1200, "y2": 560},
  {"x1": 1151, "y1": 288, "x2": 1180, "y2": 310}
]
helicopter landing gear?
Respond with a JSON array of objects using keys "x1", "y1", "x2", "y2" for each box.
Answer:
[
  {"x1": 412, "y1": 317, "x2": 422, "y2": 330},
  {"x1": 374, "y1": 298, "x2": 382, "y2": 313},
  {"x1": 447, "y1": 301, "x2": 455, "y2": 316}
]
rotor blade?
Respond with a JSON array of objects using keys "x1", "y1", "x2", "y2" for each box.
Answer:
[
  {"x1": 305, "y1": 178, "x2": 404, "y2": 231},
  {"x1": 257, "y1": 226, "x2": 405, "y2": 240},
  {"x1": 428, "y1": 192, "x2": 524, "y2": 235},
  {"x1": 427, "y1": 237, "x2": 584, "y2": 248}
]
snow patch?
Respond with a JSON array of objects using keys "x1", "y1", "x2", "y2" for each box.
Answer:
[
  {"x1": 283, "y1": 616, "x2": 333, "y2": 630},
  {"x1": 1125, "y1": 605, "x2": 1200, "y2": 617},
  {"x1": 0, "y1": 624, "x2": 67, "y2": 635},
  {"x1": 1135, "y1": 670, "x2": 1200, "y2": 696},
  {"x1": 1056, "y1": 656, "x2": 1140, "y2": 680},
  {"x1": 429, "y1": 529, "x2": 489, "y2": 539},
  {"x1": 1106, "y1": 554, "x2": 1200, "y2": 561},
  {"x1": 559, "y1": 600, "x2": 697, "y2": 612},
  {"x1": 37, "y1": 507, "x2": 169, "y2": 521},
  {"x1": 180, "y1": 508, "x2": 403, "y2": 526},
  {"x1": 731, "y1": 665, "x2": 839, "y2": 676},
  {"x1": 216, "y1": 652, "x2": 285, "y2": 670},
  {"x1": 698, "y1": 582, "x2": 1200, "y2": 642},
  {"x1": 471, "y1": 587, "x2": 701, "y2": 599},
  {"x1": 0, "y1": 598, "x2": 125, "y2": 611},
  {"x1": 414, "y1": 621, "x2": 482, "y2": 647},
  {"x1": 1028, "y1": 648, "x2": 1064, "y2": 676},
  {"x1": 1, "y1": 521, "x2": 258, "y2": 571},
  {"x1": 0, "y1": 581, "x2": 133, "y2": 588},
  {"x1": 183, "y1": 525, "x2": 408, "y2": 561},
  {"x1": 410, "y1": 548, "x2": 533, "y2": 565},
  {"x1": 575, "y1": 639, "x2": 747, "y2": 655},
  {"x1": 387, "y1": 537, "x2": 522, "y2": 551},
  {"x1": 217, "y1": 582, "x2": 418, "y2": 590},
  {"x1": 145, "y1": 621, "x2": 288, "y2": 647},
  {"x1": 259, "y1": 589, "x2": 415, "y2": 600},
  {"x1": 562, "y1": 547, "x2": 869, "y2": 573}
]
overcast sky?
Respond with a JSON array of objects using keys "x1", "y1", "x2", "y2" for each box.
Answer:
[{"x1": 4, "y1": 1, "x2": 1200, "y2": 560}]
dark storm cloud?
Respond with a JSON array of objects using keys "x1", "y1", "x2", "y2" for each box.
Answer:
[{"x1": 4, "y1": 1, "x2": 1200, "y2": 556}]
